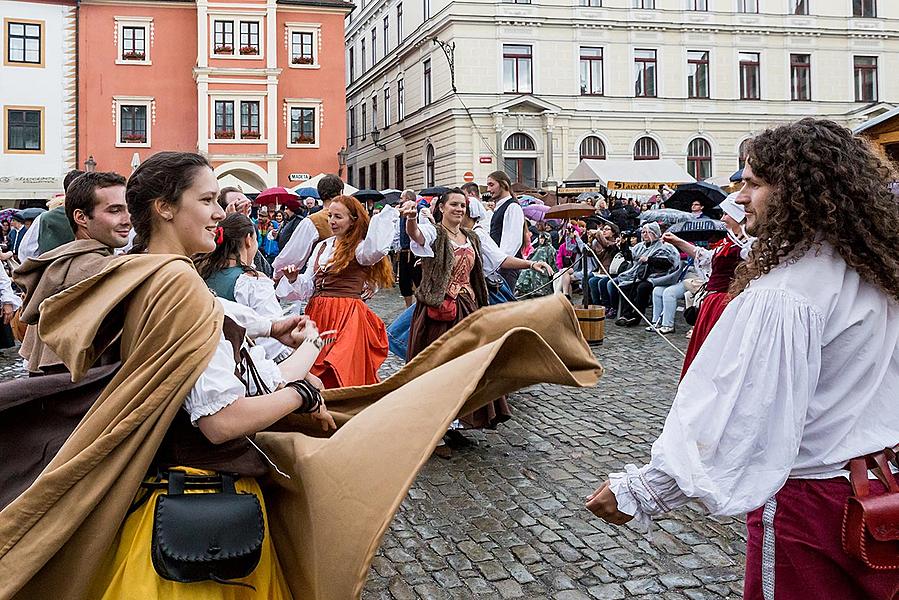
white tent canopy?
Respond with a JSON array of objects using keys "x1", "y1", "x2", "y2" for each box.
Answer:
[
  {"x1": 216, "y1": 173, "x2": 262, "y2": 195},
  {"x1": 564, "y1": 159, "x2": 695, "y2": 192},
  {"x1": 290, "y1": 173, "x2": 358, "y2": 196}
]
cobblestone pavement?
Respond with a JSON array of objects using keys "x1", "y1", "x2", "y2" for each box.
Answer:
[{"x1": 0, "y1": 290, "x2": 746, "y2": 599}]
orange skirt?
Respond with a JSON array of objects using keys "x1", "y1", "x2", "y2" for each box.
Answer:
[{"x1": 305, "y1": 295, "x2": 388, "y2": 388}]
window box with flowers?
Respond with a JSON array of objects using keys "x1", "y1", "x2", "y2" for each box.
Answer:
[
  {"x1": 122, "y1": 133, "x2": 147, "y2": 143},
  {"x1": 241, "y1": 129, "x2": 261, "y2": 139},
  {"x1": 291, "y1": 134, "x2": 315, "y2": 145},
  {"x1": 239, "y1": 45, "x2": 259, "y2": 55},
  {"x1": 122, "y1": 50, "x2": 146, "y2": 61},
  {"x1": 214, "y1": 45, "x2": 233, "y2": 54},
  {"x1": 216, "y1": 130, "x2": 235, "y2": 139},
  {"x1": 292, "y1": 56, "x2": 314, "y2": 65}
]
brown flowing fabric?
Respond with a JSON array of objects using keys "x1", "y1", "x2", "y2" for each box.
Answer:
[{"x1": 0, "y1": 250, "x2": 601, "y2": 600}]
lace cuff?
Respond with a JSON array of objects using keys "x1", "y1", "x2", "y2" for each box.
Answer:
[{"x1": 608, "y1": 463, "x2": 690, "y2": 531}]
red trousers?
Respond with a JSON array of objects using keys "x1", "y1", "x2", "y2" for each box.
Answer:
[{"x1": 744, "y1": 478, "x2": 899, "y2": 600}]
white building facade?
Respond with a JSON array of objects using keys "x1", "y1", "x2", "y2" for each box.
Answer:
[
  {"x1": 0, "y1": 0, "x2": 77, "y2": 205},
  {"x1": 344, "y1": 0, "x2": 899, "y2": 191}
]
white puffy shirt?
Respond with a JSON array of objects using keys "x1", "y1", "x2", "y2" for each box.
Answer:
[
  {"x1": 609, "y1": 242, "x2": 899, "y2": 527},
  {"x1": 183, "y1": 298, "x2": 285, "y2": 425},
  {"x1": 233, "y1": 273, "x2": 292, "y2": 362}
]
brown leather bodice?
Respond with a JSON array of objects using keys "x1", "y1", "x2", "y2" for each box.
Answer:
[{"x1": 310, "y1": 244, "x2": 368, "y2": 298}]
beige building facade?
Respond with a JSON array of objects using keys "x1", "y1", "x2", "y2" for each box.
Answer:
[{"x1": 344, "y1": 0, "x2": 899, "y2": 192}]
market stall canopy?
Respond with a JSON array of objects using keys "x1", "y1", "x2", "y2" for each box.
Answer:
[
  {"x1": 562, "y1": 159, "x2": 695, "y2": 193},
  {"x1": 290, "y1": 174, "x2": 358, "y2": 196},
  {"x1": 216, "y1": 173, "x2": 261, "y2": 195}
]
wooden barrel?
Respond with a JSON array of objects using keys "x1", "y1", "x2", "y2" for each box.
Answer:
[{"x1": 575, "y1": 305, "x2": 605, "y2": 344}]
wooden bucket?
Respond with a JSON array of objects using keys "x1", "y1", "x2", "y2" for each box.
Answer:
[{"x1": 575, "y1": 305, "x2": 605, "y2": 344}]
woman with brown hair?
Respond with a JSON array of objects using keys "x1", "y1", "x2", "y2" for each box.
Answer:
[
  {"x1": 403, "y1": 188, "x2": 511, "y2": 431},
  {"x1": 278, "y1": 195, "x2": 399, "y2": 388}
]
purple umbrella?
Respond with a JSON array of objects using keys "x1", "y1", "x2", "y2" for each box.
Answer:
[{"x1": 523, "y1": 203, "x2": 550, "y2": 222}]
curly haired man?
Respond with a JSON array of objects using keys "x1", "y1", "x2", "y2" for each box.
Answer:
[{"x1": 587, "y1": 118, "x2": 899, "y2": 600}]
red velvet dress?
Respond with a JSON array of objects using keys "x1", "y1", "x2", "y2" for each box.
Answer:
[{"x1": 681, "y1": 239, "x2": 743, "y2": 378}]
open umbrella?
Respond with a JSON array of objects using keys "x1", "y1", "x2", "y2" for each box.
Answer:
[
  {"x1": 545, "y1": 203, "x2": 595, "y2": 220},
  {"x1": 667, "y1": 218, "x2": 727, "y2": 242},
  {"x1": 419, "y1": 186, "x2": 450, "y2": 197},
  {"x1": 523, "y1": 203, "x2": 550, "y2": 222},
  {"x1": 0, "y1": 209, "x2": 17, "y2": 222},
  {"x1": 295, "y1": 188, "x2": 320, "y2": 200},
  {"x1": 640, "y1": 208, "x2": 694, "y2": 226},
  {"x1": 354, "y1": 189, "x2": 386, "y2": 203},
  {"x1": 380, "y1": 190, "x2": 402, "y2": 205},
  {"x1": 256, "y1": 186, "x2": 301, "y2": 211},
  {"x1": 665, "y1": 181, "x2": 726, "y2": 213}
]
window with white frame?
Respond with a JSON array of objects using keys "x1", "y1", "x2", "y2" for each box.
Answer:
[
  {"x1": 503, "y1": 45, "x2": 532, "y2": 94},
  {"x1": 240, "y1": 101, "x2": 261, "y2": 138},
  {"x1": 689, "y1": 0, "x2": 708, "y2": 9},
  {"x1": 853, "y1": 0, "x2": 875, "y2": 17},
  {"x1": 289, "y1": 28, "x2": 317, "y2": 66},
  {"x1": 361, "y1": 103, "x2": 367, "y2": 140},
  {"x1": 423, "y1": 59, "x2": 432, "y2": 104},
  {"x1": 212, "y1": 17, "x2": 263, "y2": 57},
  {"x1": 790, "y1": 0, "x2": 808, "y2": 15},
  {"x1": 384, "y1": 86, "x2": 391, "y2": 128},
  {"x1": 210, "y1": 97, "x2": 264, "y2": 140},
  {"x1": 737, "y1": 0, "x2": 758, "y2": 13},
  {"x1": 349, "y1": 105, "x2": 357, "y2": 145},
  {"x1": 383, "y1": 16, "x2": 389, "y2": 56},
  {"x1": 371, "y1": 28, "x2": 377, "y2": 64},
  {"x1": 397, "y1": 78, "x2": 405, "y2": 120},
  {"x1": 114, "y1": 97, "x2": 152, "y2": 147},
  {"x1": 115, "y1": 17, "x2": 151, "y2": 65},
  {"x1": 288, "y1": 105, "x2": 318, "y2": 146},
  {"x1": 214, "y1": 100, "x2": 235, "y2": 138},
  {"x1": 239, "y1": 21, "x2": 259, "y2": 55},
  {"x1": 397, "y1": 3, "x2": 403, "y2": 41},
  {"x1": 372, "y1": 96, "x2": 378, "y2": 132}
]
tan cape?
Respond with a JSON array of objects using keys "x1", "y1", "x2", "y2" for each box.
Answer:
[{"x1": 0, "y1": 254, "x2": 602, "y2": 600}]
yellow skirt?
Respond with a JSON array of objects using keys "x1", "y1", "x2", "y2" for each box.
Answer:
[{"x1": 89, "y1": 468, "x2": 292, "y2": 600}]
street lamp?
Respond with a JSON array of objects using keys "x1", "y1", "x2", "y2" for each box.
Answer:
[
  {"x1": 371, "y1": 128, "x2": 387, "y2": 150},
  {"x1": 337, "y1": 146, "x2": 348, "y2": 177},
  {"x1": 84, "y1": 155, "x2": 97, "y2": 172}
]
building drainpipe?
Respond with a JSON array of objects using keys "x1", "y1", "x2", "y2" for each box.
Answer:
[{"x1": 74, "y1": 0, "x2": 80, "y2": 170}]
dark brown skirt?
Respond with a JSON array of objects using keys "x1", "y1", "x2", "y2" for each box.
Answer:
[{"x1": 407, "y1": 291, "x2": 512, "y2": 429}]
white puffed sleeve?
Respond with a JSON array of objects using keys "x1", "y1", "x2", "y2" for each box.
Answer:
[
  {"x1": 608, "y1": 287, "x2": 824, "y2": 528},
  {"x1": 275, "y1": 239, "x2": 327, "y2": 301},
  {"x1": 355, "y1": 204, "x2": 399, "y2": 266},
  {"x1": 234, "y1": 273, "x2": 292, "y2": 362},
  {"x1": 409, "y1": 215, "x2": 438, "y2": 258},
  {"x1": 473, "y1": 225, "x2": 509, "y2": 276},
  {"x1": 184, "y1": 333, "x2": 246, "y2": 425},
  {"x1": 272, "y1": 218, "x2": 319, "y2": 276},
  {"x1": 0, "y1": 268, "x2": 21, "y2": 309},
  {"x1": 693, "y1": 246, "x2": 714, "y2": 281},
  {"x1": 217, "y1": 298, "x2": 271, "y2": 340}
]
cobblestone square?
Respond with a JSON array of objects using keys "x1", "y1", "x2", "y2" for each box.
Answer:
[{"x1": 0, "y1": 290, "x2": 746, "y2": 599}]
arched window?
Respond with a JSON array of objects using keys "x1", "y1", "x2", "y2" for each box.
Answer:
[
  {"x1": 503, "y1": 132, "x2": 538, "y2": 188},
  {"x1": 633, "y1": 136, "x2": 659, "y2": 160},
  {"x1": 504, "y1": 132, "x2": 536, "y2": 152},
  {"x1": 738, "y1": 138, "x2": 750, "y2": 169},
  {"x1": 687, "y1": 138, "x2": 712, "y2": 180},
  {"x1": 579, "y1": 136, "x2": 606, "y2": 160},
  {"x1": 425, "y1": 143, "x2": 435, "y2": 187}
]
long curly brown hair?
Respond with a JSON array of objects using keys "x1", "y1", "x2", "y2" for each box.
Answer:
[
  {"x1": 730, "y1": 118, "x2": 899, "y2": 302},
  {"x1": 326, "y1": 195, "x2": 394, "y2": 289}
]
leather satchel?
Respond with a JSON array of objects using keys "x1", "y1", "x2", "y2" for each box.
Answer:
[
  {"x1": 842, "y1": 449, "x2": 899, "y2": 570},
  {"x1": 427, "y1": 296, "x2": 458, "y2": 322},
  {"x1": 151, "y1": 470, "x2": 265, "y2": 586}
]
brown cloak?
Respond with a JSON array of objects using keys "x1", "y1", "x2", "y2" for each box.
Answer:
[{"x1": 0, "y1": 254, "x2": 601, "y2": 600}]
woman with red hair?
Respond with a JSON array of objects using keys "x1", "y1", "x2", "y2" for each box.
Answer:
[{"x1": 278, "y1": 196, "x2": 399, "y2": 388}]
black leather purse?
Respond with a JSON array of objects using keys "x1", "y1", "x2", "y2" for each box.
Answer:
[{"x1": 151, "y1": 470, "x2": 265, "y2": 588}]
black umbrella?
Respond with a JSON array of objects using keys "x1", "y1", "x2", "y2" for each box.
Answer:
[
  {"x1": 667, "y1": 218, "x2": 727, "y2": 242},
  {"x1": 419, "y1": 186, "x2": 450, "y2": 197},
  {"x1": 381, "y1": 190, "x2": 402, "y2": 205},
  {"x1": 353, "y1": 189, "x2": 385, "y2": 203},
  {"x1": 666, "y1": 182, "x2": 726, "y2": 214}
]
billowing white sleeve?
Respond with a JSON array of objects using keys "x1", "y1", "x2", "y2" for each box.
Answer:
[
  {"x1": 216, "y1": 297, "x2": 271, "y2": 339},
  {"x1": 233, "y1": 273, "x2": 292, "y2": 362},
  {"x1": 499, "y1": 202, "x2": 525, "y2": 256},
  {"x1": 474, "y1": 226, "x2": 509, "y2": 276},
  {"x1": 0, "y1": 268, "x2": 20, "y2": 309},
  {"x1": 184, "y1": 333, "x2": 285, "y2": 425},
  {"x1": 275, "y1": 239, "x2": 323, "y2": 301},
  {"x1": 355, "y1": 204, "x2": 399, "y2": 266},
  {"x1": 272, "y1": 218, "x2": 319, "y2": 276},
  {"x1": 409, "y1": 216, "x2": 438, "y2": 258},
  {"x1": 608, "y1": 287, "x2": 824, "y2": 528},
  {"x1": 17, "y1": 220, "x2": 40, "y2": 263},
  {"x1": 693, "y1": 246, "x2": 714, "y2": 281}
]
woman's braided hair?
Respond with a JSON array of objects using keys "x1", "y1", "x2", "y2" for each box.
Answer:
[{"x1": 730, "y1": 118, "x2": 899, "y2": 302}]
